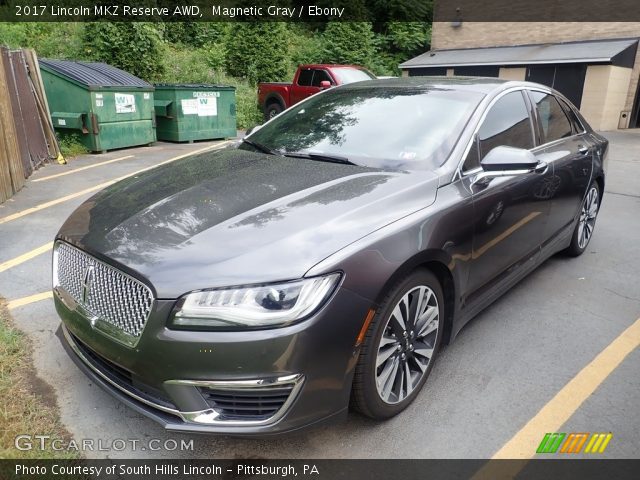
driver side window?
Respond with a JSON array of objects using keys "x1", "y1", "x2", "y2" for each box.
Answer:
[
  {"x1": 312, "y1": 70, "x2": 333, "y2": 87},
  {"x1": 463, "y1": 91, "x2": 534, "y2": 171}
]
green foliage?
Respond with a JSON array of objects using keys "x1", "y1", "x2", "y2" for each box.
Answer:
[
  {"x1": 386, "y1": 21, "x2": 431, "y2": 58},
  {"x1": 0, "y1": 23, "x2": 84, "y2": 59},
  {"x1": 57, "y1": 132, "x2": 88, "y2": 158},
  {"x1": 82, "y1": 23, "x2": 165, "y2": 81},
  {"x1": 231, "y1": 79, "x2": 263, "y2": 130},
  {"x1": 321, "y1": 22, "x2": 375, "y2": 66},
  {"x1": 369, "y1": 22, "x2": 432, "y2": 76},
  {"x1": 160, "y1": 45, "x2": 217, "y2": 84},
  {"x1": 225, "y1": 22, "x2": 289, "y2": 84},
  {"x1": 367, "y1": 0, "x2": 434, "y2": 22},
  {"x1": 163, "y1": 22, "x2": 229, "y2": 48},
  {"x1": 287, "y1": 24, "x2": 324, "y2": 74}
]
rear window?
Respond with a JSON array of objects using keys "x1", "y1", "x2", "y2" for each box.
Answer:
[
  {"x1": 297, "y1": 69, "x2": 313, "y2": 86},
  {"x1": 557, "y1": 97, "x2": 585, "y2": 133},
  {"x1": 530, "y1": 92, "x2": 573, "y2": 143},
  {"x1": 331, "y1": 68, "x2": 376, "y2": 85}
]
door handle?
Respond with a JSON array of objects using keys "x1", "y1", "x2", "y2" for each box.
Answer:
[{"x1": 578, "y1": 145, "x2": 589, "y2": 155}]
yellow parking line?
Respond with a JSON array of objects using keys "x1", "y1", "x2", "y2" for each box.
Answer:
[
  {"x1": 0, "y1": 242, "x2": 52, "y2": 273},
  {"x1": 473, "y1": 316, "x2": 640, "y2": 478},
  {"x1": 7, "y1": 291, "x2": 53, "y2": 310},
  {"x1": 31, "y1": 155, "x2": 134, "y2": 182},
  {"x1": 0, "y1": 141, "x2": 231, "y2": 226},
  {"x1": 0, "y1": 182, "x2": 113, "y2": 226}
]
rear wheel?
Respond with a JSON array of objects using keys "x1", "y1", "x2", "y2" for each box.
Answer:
[
  {"x1": 351, "y1": 270, "x2": 443, "y2": 419},
  {"x1": 264, "y1": 102, "x2": 283, "y2": 121},
  {"x1": 565, "y1": 181, "x2": 600, "y2": 256}
]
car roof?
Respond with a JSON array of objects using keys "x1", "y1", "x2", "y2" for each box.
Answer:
[
  {"x1": 341, "y1": 76, "x2": 517, "y2": 95},
  {"x1": 299, "y1": 64, "x2": 367, "y2": 69}
]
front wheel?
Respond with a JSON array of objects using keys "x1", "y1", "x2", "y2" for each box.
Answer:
[
  {"x1": 351, "y1": 270, "x2": 444, "y2": 419},
  {"x1": 565, "y1": 181, "x2": 600, "y2": 256}
]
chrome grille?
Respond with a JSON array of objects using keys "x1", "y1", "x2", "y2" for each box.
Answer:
[{"x1": 54, "y1": 242, "x2": 153, "y2": 338}]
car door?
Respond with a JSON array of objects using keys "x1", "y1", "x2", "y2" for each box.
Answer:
[
  {"x1": 461, "y1": 90, "x2": 554, "y2": 304},
  {"x1": 526, "y1": 90, "x2": 594, "y2": 245},
  {"x1": 291, "y1": 68, "x2": 322, "y2": 105}
]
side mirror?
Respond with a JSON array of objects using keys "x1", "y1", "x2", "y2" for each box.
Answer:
[
  {"x1": 481, "y1": 146, "x2": 538, "y2": 171},
  {"x1": 319, "y1": 80, "x2": 332, "y2": 89},
  {"x1": 473, "y1": 146, "x2": 547, "y2": 186}
]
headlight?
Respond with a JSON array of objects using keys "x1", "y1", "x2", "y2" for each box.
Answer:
[{"x1": 170, "y1": 273, "x2": 341, "y2": 330}]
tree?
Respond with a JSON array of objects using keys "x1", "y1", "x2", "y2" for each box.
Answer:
[
  {"x1": 225, "y1": 22, "x2": 289, "y2": 84},
  {"x1": 321, "y1": 22, "x2": 375, "y2": 66},
  {"x1": 163, "y1": 23, "x2": 228, "y2": 48},
  {"x1": 386, "y1": 21, "x2": 431, "y2": 59},
  {"x1": 369, "y1": 21, "x2": 431, "y2": 75},
  {"x1": 82, "y1": 23, "x2": 165, "y2": 81}
]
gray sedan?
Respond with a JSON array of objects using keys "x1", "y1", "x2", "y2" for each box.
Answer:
[{"x1": 53, "y1": 77, "x2": 607, "y2": 434}]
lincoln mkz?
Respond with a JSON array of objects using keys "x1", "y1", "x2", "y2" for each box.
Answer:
[{"x1": 53, "y1": 77, "x2": 607, "y2": 434}]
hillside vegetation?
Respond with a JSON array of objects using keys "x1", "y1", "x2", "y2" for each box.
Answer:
[{"x1": 0, "y1": 21, "x2": 431, "y2": 129}]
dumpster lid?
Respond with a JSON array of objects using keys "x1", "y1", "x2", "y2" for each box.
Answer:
[
  {"x1": 154, "y1": 83, "x2": 236, "y2": 90},
  {"x1": 40, "y1": 59, "x2": 153, "y2": 89}
]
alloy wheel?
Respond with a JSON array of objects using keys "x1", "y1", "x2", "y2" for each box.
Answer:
[
  {"x1": 375, "y1": 285, "x2": 440, "y2": 404},
  {"x1": 577, "y1": 186, "x2": 599, "y2": 249}
]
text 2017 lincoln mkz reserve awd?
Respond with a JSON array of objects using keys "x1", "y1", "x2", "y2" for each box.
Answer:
[{"x1": 53, "y1": 77, "x2": 607, "y2": 434}]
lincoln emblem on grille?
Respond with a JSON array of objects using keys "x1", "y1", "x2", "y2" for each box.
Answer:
[{"x1": 82, "y1": 265, "x2": 95, "y2": 305}]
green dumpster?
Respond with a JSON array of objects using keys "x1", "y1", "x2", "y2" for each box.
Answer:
[
  {"x1": 153, "y1": 84, "x2": 236, "y2": 142},
  {"x1": 39, "y1": 59, "x2": 156, "y2": 153}
]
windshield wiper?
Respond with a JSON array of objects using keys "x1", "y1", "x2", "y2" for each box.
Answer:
[
  {"x1": 242, "y1": 138, "x2": 279, "y2": 155},
  {"x1": 283, "y1": 151, "x2": 357, "y2": 166}
]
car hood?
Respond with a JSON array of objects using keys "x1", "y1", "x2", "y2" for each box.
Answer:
[{"x1": 57, "y1": 149, "x2": 439, "y2": 298}]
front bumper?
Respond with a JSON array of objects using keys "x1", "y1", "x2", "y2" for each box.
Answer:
[{"x1": 55, "y1": 286, "x2": 371, "y2": 435}]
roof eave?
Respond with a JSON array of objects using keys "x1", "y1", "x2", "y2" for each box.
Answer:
[{"x1": 400, "y1": 58, "x2": 615, "y2": 69}]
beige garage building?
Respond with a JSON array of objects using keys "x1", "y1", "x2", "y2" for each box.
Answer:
[{"x1": 400, "y1": 23, "x2": 640, "y2": 131}]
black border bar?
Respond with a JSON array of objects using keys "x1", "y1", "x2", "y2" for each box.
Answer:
[
  {"x1": 1, "y1": 0, "x2": 640, "y2": 22},
  {"x1": 1, "y1": 459, "x2": 639, "y2": 480}
]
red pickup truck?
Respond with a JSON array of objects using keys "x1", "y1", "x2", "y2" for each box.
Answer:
[{"x1": 258, "y1": 64, "x2": 375, "y2": 120}]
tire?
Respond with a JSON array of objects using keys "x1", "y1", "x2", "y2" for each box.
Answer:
[
  {"x1": 264, "y1": 102, "x2": 283, "y2": 121},
  {"x1": 351, "y1": 269, "x2": 444, "y2": 419},
  {"x1": 565, "y1": 181, "x2": 601, "y2": 257}
]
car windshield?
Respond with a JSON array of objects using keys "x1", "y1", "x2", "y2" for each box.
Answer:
[
  {"x1": 331, "y1": 67, "x2": 376, "y2": 84},
  {"x1": 245, "y1": 85, "x2": 484, "y2": 171}
]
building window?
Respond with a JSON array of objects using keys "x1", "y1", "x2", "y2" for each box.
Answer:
[
  {"x1": 453, "y1": 66, "x2": 500, "y2": 77},
  {"x1": 408, "y1": 67, "x2": 447, "y2": 77}
]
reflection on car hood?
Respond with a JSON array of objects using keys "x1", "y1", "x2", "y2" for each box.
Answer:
[{"x1": 57, "y1": 149, "x2": 439, "y2": 298}]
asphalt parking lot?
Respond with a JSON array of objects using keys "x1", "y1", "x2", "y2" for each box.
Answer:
[{"x1": 1, "y1": 133, "x2": 638, "y2": 459}]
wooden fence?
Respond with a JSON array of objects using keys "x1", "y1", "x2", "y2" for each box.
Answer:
[{"x1": 0, "y1": 47, "x2": 61, "y2": 204}]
